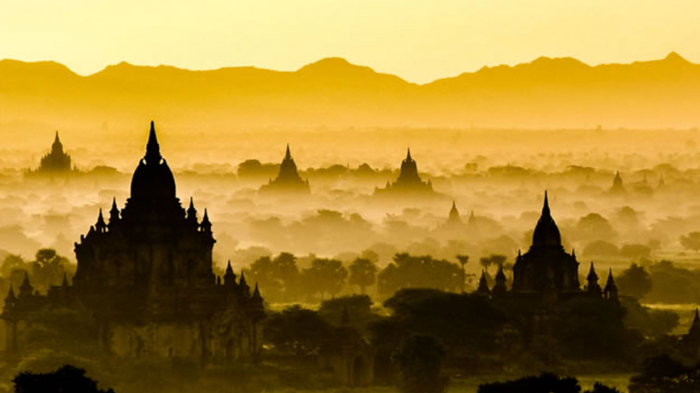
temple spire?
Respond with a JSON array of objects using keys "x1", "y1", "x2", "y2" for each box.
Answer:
[
  {"x1": 542, "y1": 190, "x2": 551, "y2": 217},
  {"x1": 224, "y1": 260, "x2": 237, "y2": 287},
  {"x1": 448, "y1": 201, "x2": 461, "y2": 223},
  {"x1": 587, "y1": 262, "x2": 598, "y2": 280},
  {"x1": 285, "y1": 144, "x2": 292, "y2": 160},
  {"x1": 145, "y1": 121, "x2": 162, "y2": 164},
  {"x1": 252, "y1": 282, "x2": 263, "y2": 300},
  {"x1": 200, "y1": 209, "x2": 212, "y2": 233},
  {"x1": 406, "y1": 148, "x2": 412, "y2": 161},
  {"x1": 51, "y1": 131, "x2": 64, "y2": 153},
  {"x1": 492, "y1": 265, "x2": 507, "y2": 296},
  {"x1": 187, "y1": 197, "x2": 197, "y2": 223},
  {"x1": 19, "y1": 272, "x2": 33, "y2": 297},
  {"x1": 604, "y1": 268, "x2": 618, "y2": 300},
  {"x1": 239, "y1": 271, "x2": 250, "y2": 297},
  {"x1": 109, "y1": 198, "x2": 120, "y2": 226},
  {"x1": 96, "y1": 208, "x2": 107, "y2": 233},
  {"x1": 476, "y1": 270, "x2": 490, "y2": 296}
]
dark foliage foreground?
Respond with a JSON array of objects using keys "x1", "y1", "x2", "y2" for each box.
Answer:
[
  {"x1": 477, "y1": 373, "x2": 620, "y2": 393},
  {"x1": 13, "y1": 365, "x2": 115, "y2": 393}
]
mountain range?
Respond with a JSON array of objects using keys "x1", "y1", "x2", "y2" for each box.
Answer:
[{"x1": 1, "y1": 53, "x2": 699, "y2": 129}]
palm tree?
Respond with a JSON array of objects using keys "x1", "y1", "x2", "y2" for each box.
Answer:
[{"x1": 456, "y1": 255, "x2": 470, "y2": 293}]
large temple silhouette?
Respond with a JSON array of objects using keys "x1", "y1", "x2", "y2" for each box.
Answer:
[
  {"x1": 3, "y1": 122, "x2": 265, "y2": 361},
  {"x1": 259, "y1": 144, "x2": 310, "y2": 194},
  {"x1": 477, "y1": 191, "x2": 618, "y2": 302},
  {"x1": 26, "y1": 132, "x2": 77, "y2": 175},
  {"x1": 374, "y1": 149, "x2": 434, "y2": 196}
]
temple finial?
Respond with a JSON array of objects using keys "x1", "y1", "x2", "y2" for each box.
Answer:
[
  {"x1": 406, "y1": 148, "x2": 412, "y2": 161},
  {"x1": 285, "y1": 144, "x2": 291, "y2": 160},
  {"x1": 542, "y1": 190, "x2": 550, "y2": 216},
  {"x1": 145, "y1": 120, "x2": 162, "y2": 163}
]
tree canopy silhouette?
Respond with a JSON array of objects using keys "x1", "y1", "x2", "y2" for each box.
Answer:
[{"x1": 13, "y1": 365, "x2": 114, "y2": 393}]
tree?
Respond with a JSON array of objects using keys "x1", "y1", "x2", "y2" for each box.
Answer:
[
  {"x1": 30, "y1": 248, "x2": 73, "y2": 291},
  {"x1": 628, "y1": 355, "x2": 700, "y2": 393},
  {"x1": 576, "y1": 213, "x2": 618, "y2": 242},
  {"x1": 348, "y1": 258, "x2": 378, "y2": 294},
  {"x1": 479, "y1": 254, "x2": 506, "y2": 275},
  {"x1": 588, "y1": 382, "x2": 622, "y2": 393},
  {"x1": 377, "y1": 254, "x2": 462, "y2": 297},
  {"x1": 300, "y1": 258, "x2": 348, "y2": 300},
  {"x1": 620, "y1": 244, "x2": 652, "y2": 260},
  {"x1": 318, "y1": 294, "x2": 376, "y2": 329},
  {"x1": 583, "y1": 240, "x2": 619, "y2": 258},
  {"x1": 1, "y1": 254, "x2": 26, "y2": 277},
  {"x1": 478, "y1": 373, "x2": 620, "y2": 393},
  {"x1": 392, "y1": 335, "x2": 448, "y2": 393},
  {"x1": 680, "y1": 232, "x2": 700, "y2": 253},
  {"x1": 263, "y1": 305, "x2": 333, "y2": 355},
  {"x1": 13, "y1": 365, "x2": 115, "y2": 393},
  {"x1": 617, "y1": 263, "x2": 652, "y2": 299},
  {"x1": 456, "y1": 255, "x2": 469, "y2": 293},
  {"x1": 248, "y1": 252, "x2": 300, "y2": 302}
]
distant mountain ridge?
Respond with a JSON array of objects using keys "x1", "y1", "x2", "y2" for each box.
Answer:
[{"x1": 1, "y1": 53, "x2": 699, "y2": 128}]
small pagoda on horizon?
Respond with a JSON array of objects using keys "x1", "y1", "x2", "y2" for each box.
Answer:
[
  {"x1": 374, "y1": 149, "x2": 435, "y2": 196},
  {"x1": 259, "y1": 144, "x2": 310, "y2": 194},
  {"x1": 27, "y1": 132, "x2": 78, "y2": 176}
]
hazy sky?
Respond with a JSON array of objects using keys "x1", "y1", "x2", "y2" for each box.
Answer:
[{"x1": 1, "y1": 0, "x2": 698, "y2": 83}]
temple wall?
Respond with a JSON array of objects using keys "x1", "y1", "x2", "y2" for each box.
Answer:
[
  {"x1": 109, "y1": 322, "x2": 205, "y2": 358},
  {"x1": 0, "y1": 320, "x2": 8, "y2": 352}
]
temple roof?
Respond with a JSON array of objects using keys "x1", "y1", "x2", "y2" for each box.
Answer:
[
  {"x1": 531, "y1": 191, "x2": 562, "y2": 248},
  {"x1": 130, "y1": 121, "x2": 176, "y2": 200},
  {"x1": 52, "y1": 131, "x2": 63, "y2": 152},
  {"x1": 448, "y1": 201, "x2": 461, "y2": 223}
]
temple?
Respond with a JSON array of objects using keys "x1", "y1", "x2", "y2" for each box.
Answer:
[
  {"x1": 447, "y1": 201, "x2": 462, "y2": 225},
  {"x1": 434, "y1": 201, "x2": 467, "y2": 238},
  {"x1": 259, "y1": 144, "x2": 310, "y2": 194},
  {"x1": 27, "y1": 132, "x2": 76, "y2": 175},
  {"x1": 4, "y1": 122, "x2": 265, "y2": 361},
  {"x1": 480, "y1": 191, "x2": 618, "y2": 303},
  {"x1": 374, "y1": 149, "x2": 434, "y2": 196},
  {"x1": 681, "y1": 309, "x2": 700, "y2": 357},
  {"x1": 609, "y1": 171, "x2": 626, "y2": 195}
]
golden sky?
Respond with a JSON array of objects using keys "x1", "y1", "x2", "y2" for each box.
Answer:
[{"x1": 1, "y1": 0, "x2": 699, "y2": 83}]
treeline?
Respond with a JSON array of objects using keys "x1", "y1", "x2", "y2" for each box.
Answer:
[
  {"x1": 261, "y1": 289, "x2": 681, "y2": 385},
  {"x1": 243, "y1": 252, "x2": 467, "y2": 303},
  {"x1": 616, "y1": 259, "x2": 700, "y2": 304},
  {"x1": 0, "y1": 249, "x2": 75, "y2": 298},
  {"x1": 478, "y1": 355, "x2": 700, "y2": 393}
]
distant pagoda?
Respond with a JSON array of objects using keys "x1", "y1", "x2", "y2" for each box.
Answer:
[
  {"x1": 608, "y1": 171, "x2": 626, "y2": 195},
  {"x1": 259, "y1": 144, "x2": 310, "y2": 194},
  {"x1": 27, "y1": 131, "x2": 77, "y2": 176},
  {"x1": 374, "y1": 149, "x2": 434, "y2": 196}
]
